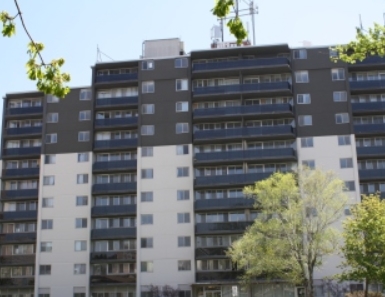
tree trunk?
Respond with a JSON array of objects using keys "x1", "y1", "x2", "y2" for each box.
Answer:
[
  {"x1": 307, "y1": 271, "x2": 314, "y2": 297},
  {"x1": 364, "y1": 279, "x2": 369, "y2": 297}
]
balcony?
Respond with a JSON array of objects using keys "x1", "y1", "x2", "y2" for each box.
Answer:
[
  {"x1": 91, "y1": 204, "x2": 136, "y2": 217},
  {"x1": 196, "y1": 271, "x2": 244, "y2": 283},
  {"x1": 3, "y1": 147, "x2": 41, "y2": 157},
  {"x1": 195, "y1": 221, "x2": 253, "y2": 234},
  {"x1": 193, "y1": 82, "x2": 292, "y2": 98},
  {"x1": 95, "y1": 73, "x2": 138, "y2": 83},
  {"x1": 193, "y1": 104, "x2": 293, "y2": 120},
  {"x1": 0, "y1": 277, "x2": 35, "y2": 288},
  {"x1": 350, "y1": 80, "x2": 385, "y2": 93},
  {"x1": 0, "y1": 254, "x2": 35, "y2": 265},
  {"x1": 195, "y1": 172, "x2": 273, "y2": 188},
  {"x1": 356, "y1": 146, "x2": 385, "y2": 158},
  {"x1": 90, "y1": 274, "x2": 136, "y2": 286},
  {"x1": 194, "y1": 148, "x2": 296, "y2": 165},
  {"x1": 194, "y1": 126, "x2": 295, "y2": 143},
  {"x1": 92, "y1": 183, "x2": 136, "y2": 195},
  {"x1": 5, "y1": 127, "x2": 42, "y2": 137},
  {"x1": 361, "y1": 192, "x2": 385, "y2": 199},
  {"x1": 352, "y1": 102, "x2": 385, "y2": 114},
  {"x1": 90, "y1": 251, "x2": 136, "y2": 263},
  {"x1": 95, "y1": 96, "x2": 138, "y2": 108},
  {"x1": 359, "y1": 169, "x2": 385, "y2": 181},
  {"x1": 93, "y1": 160, "x2": 137, "y2": 173},
  {"x1": 6, "y1": 106, "x2": 43, "y2": 116},
  {"x1": 348, "y1": 56, "x2": 385, "y2": 70},
  {"x1": 95, "y1": 117, "x2": 138, "y2": 129},
  {"x1": 0, "y1": 211, "x2": 37, "y2": 222},
  {"x1": 195, "y1": 247, "x2": 228, "y2": 258},
  {"x1": 354, "y1": 124, "x2": 385, "y2": 135},
  {"x1": 2, "y1": 167, "x2": 40, "y2": 179},
  {"x1": 91, "y1": 228, "x2": 136, "y2": 240},
  {"x1": 2, "y1": 189, "x2": 39, "y2": 200},
  {"x1": 195, "y1": 198, "x2": 254, "y2": 211},
  {"x1": 94, "y1": 139, "x2": 137, "y2": 150},
  {"x1": 0, "y1": 232, "x2": 37, "y2": 243}
]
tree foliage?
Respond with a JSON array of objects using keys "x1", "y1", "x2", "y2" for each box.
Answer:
[
  {"x1": 337, "y1": 194, "x2": 385, "y2": 297},
  {"x1": 332, "y1": 23, "x2": 385, "y2": 64},
  {"x1": 228, "y1": 168, "x2": 348, "y2": 297},
  {"x1": 1, "y1": 1, "x2": 70, "y2": 98},
  {"x1": 212, "y1": 0, "x2": 247, "y2": 45}
]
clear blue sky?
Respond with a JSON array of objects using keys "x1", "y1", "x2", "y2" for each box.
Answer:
[{"x1": 0, "y1": 0, "x2": 384, "y2": 102}]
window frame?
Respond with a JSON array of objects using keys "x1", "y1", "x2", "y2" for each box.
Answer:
[
  {"x1": 335, "y1": 113, "x2": 349, "y2": 124},
  {"x1": 176, "y1": 123, "x2": 189, "y2": 134},
  {"x1": 78, "y1": 131, "x2": 90, "y2": 142},
  {"x1": 141, "y1": 125, "x2": 155, "y2": 136},
  {"x1": 298, "y1": 115, "x2": 312, "y2": 126},
  {"x1": 176, "y1": 79, "x2": 189, "y2": 91},
  {"x1": 293, "y1": 49, "x2": 307, "y2": 59},
  {"x1": 175, "y1": 58, "x2": 188, "y2": 68},
  {"x1": 142, "y1": 104, "x2": 155, "y2": 114},
  {"x1": 79, "y1": 110, "x2": 91, "y2": 121},
  {"x1": 142, "y1": 60, "x2": 154, "y2": 70},
  {"x1": 297, "y1": 94, "x2": 311, "y2": 104},
  {"x1": 331, "y1": 68, "x2": 346, "y2": 81},
  {"x1": 45, "y1": 133, "x2": 57, "y2": 144},
  {"x1": 46, "y1": 112, "x2": 59, "y2": 123},
  {"x1": 142, "y1": 81, "x2": 155, "y2": 93},
  {"x1": 295, "y1": 71, "x2": 309, "y2": 83},
  {"x1": 79, "y1": 89, "x2": 91, "y2": 101}
]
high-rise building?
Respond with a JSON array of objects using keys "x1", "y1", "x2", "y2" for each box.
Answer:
[{"x1": 0, "y1": 38, "x2": 382, "y2": 297}]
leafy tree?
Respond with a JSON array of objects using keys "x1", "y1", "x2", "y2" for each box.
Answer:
[
  {"x1": 332, "y1": 23, "x2": 385, "y2": 64},
  {"x1": 337, "y1": 194, "x2": 385, "y2": 297},
  {"x1": 212, "y1": 0, "x2": 247, "y2": 45},
  {"x1": 1, "y1": 0, "x2": 70, "y2": 98},
  {"x1": 228, "y1": 168, "x2": 348, "y2": 297}
]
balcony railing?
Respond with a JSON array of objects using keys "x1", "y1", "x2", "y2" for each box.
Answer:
[
  {"x1": 3, "y1": 147, "x2": 41, "y2": 156},
  {"x1": 6, "y1": 106, "x2": 43, "y2": 116},
  {"x1": 95, "y1": 117, "x2": 138, "y2": 128},
  {"x1": 95, "y1": 73, "x2": 138, "y2": 83},
  {"x1": 195, "y1": 247, "x2": 228, "y2": 258},
  {"x1": 350, "y1": 80, "x2": 385, "y2": 91},
  {"x1": 2, "y1": 189, "x2": 39, "y2": 200},
  {"x1": 0, "y1": 211, "x2": 37, "y2": 221},
  {"x1": 0, "y1": 254, "x2": 35, "y2": 265},
  {"x1": 195, "y1": 172, "x2": 273, "y2": 187},
  {"x1": 194, "y1": 148, "x2": 296, "y2": 164},
  {"x1": 193, "y1": 82, "x2": 292, "y2": 96},
  {"x1": 91, "y1": 204, "x2": 136, "y2": 217},
  {"x1": 352, "y1": 102, "x2": 385, "y2": 113},
  {"x1": 93, "y1": 160, "x2": 137, "y2": 172},
  {"x1": 194, "y1": 198, "x2": 254, "y2": 211},
  {"x1": 94, "y1": 139, "x2": 138, "y2": 150},
  {"x1": 354, "y1": 124, "x2": 385, "y2": 134},
  {"x1": 351, "y1": 56, "x2": 385, "y2": 66},
  {"x1": 0, "y1": 277, "x2": 35, "y2": 288},
  {"x1": 91, "y1": 228, "x2": 136, "y2": 240},
  {"x1": 92, "y1": 183, "x2": 136, "y2": 194},
  {"x1": 359, "y1": 169, "x2": 385, "y2": 181},
  {"x1": 5, "y1": 127, "x2": 42, "y2": 136},
  {"x1": 90, "y1": 251, "x2": 136, "y2": 263},
  {"x1": 96, "y1": 96, "x2": 138, "y2": 107},
  {"x1": 194, "y1": 126, "x2": 294, "y2": 141},
  {"x1": 196, "y1": 271, "x2": 244, "y2": 282},
  {"x1": 2, "y1": 167, "x2": 40, "y2": 178},
  {"x1": 192, "y1": 57, "x2": 290, "y2": 72},
  {"x1": 90, "y1": 274, "x2": 136, "y2": 285},
  {"x1": 356, "y1": 146, "x2": 385, "y2": 157},
  {"x1": 0, "y1": 232, "x2": 37, "y2": 243},
  {"x1": 195, "y1": 221, "x2": 253, "y2": 234}
]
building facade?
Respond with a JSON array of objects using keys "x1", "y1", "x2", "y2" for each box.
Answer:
[{"x1": 0, "y1": 38, "x2": 383, "y2": 297}]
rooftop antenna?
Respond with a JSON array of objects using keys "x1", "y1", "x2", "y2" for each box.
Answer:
[
  {"x1": 96, "y1": 45, "x2": 115, "y2": 62},
  {"x1": 383, "y1": 12, "x2": 385, "y2": 26},
  {"x1": 359, "y1": 14, "x2": 364, "y2": 30}
]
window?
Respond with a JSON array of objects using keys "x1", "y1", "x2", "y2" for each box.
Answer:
[
  {"x1": 177, "y1": 190, "x2": 190, "y2": 201},
  {"x1": 74, "y1": 264, "x2": 86, "y2": 275},
  {"x1": 141, "y1": 169, "x2": 153, "y2": 179},
  {"x1": 43, "y1": 176, "x2": 55, "y2": 186},
  {"x1": 78, "y1": 153, "x2": 89, "y2": 162},
  {"x1": 178, "y1": 260, "x2": 191, "y2": 271},
  {"x1": 141, "y1": 261, "x2": 153, "y2": 272},
  {"x1": 77, "y1": 174, "x2": 89, "y2": 184},
  {"x1": 142, "y1": 104, "x2": 155, "y2": 114},
  {"x1": 141, "y1": 192, "x2": 153, "y2": 202},
  {"x1": 40, "y1": 242, "x2": 52, "y2": 252},
  {"x1": 141, "y1": 125, "x2": 155, "y2": 135},
  {"x1": 344, "y1": 181, "x2": 356, "y2": 191},
  {"x1": 141, "y1": 237, "x2": 153, "y2": 248},
  {"x1": 176, "y1": 123, "x2": 189, "y2": 134},
  {"x1": 293, "y1": 49, "x2": 307, "y2": 59},
  {"x1": 298, "y1": 115, "x2": 312, "y2": 126},
  {"x1": 39, "y1": 265, "x2": 51, "y2": 275},
  {"x1": 177, "y1": 167, "x2": 189, "y2": 177},
  {"x1": 74, "y1": 240, "x2": 87, "y2": 251},
  {"x1": 344, "y1": 206, "x2": 352, "y2": 216},
  {"x1": 80, "y1": 89, "x2": 91, "y2": 100},
  {"x1": 46, "y1": 133, "x2": 57, "y2": 144},
  {"x1": 178, "y1": 236, "x2": 191, "y2": 247},
  {"x1": 142, "y1": 60, "x2": 154, "y2": 70},
  {"x1": 47, "y1": 113, "x2": 58, "y2": 123},
  {"x1": 44, "y1": 155, "x2": 56, "y2": 164},
  {"x1": 38, "y1": 288, "x2": 50, "y2": 297},
  {"x1": 79, "y1": 110, "x2": 91, "y2": 121},
  {"x1": 142, "y1": 81, "x2": 155, "y2": 93},
  {"x1": 176, "y1": 145, "x2": 189, "y2": 155},
  {"x1": 301, "y1": 137, "x2": 313, "y2": 148},
  {"x1": 141, "y1": 214, "x2": 153, "y2": 225},
  {"x1": 78, "y1": 131, "x2": 90, "y2": 142},
  {"x1": 74, "y1": 288, "x2": 86, "y2": 297},
  {"x1": 47, "y1": 95, "x2": 59, "y2": 103},
  {"x1": 302, "y1": 160, "x2": 315, "y2": 169},
  {"x1": 176, "y1": 102, "x2": 189, "y2": 112},
  {"x1": 340, "y1": 158, "x2": 353, "y2": 168},
  {"x1": 331, "y1": 68, "x2": 345, "y2": 81},
  {"x1": 75, "y1": 218, "x2": 87, "y2": 228},
  {"x1": 333, "y1": 91, "x2": 347, "y2": 102},
  {"x1": 338, "y1": 135, "x2": 351, "y2": 146},
  {"x1": 176, "y1": 79, "x2": 189, "y2": 91},
  {"x1": 142, "y1": 147, "x2": 153, "y2": 157},
  {"x1": 330, "y1": 49, "x2": 338, "y2": 58},
  {"x1": 42, "y1": 198, "x2": 54, "y2": 208},
  {"x1": 41, "y1": 219, "x2": 53, "y2": 230},
  {"x1": 297, "y1": 94, "x2": 311, "y2": 104},
  {"x1": 175, "y1": 58, "x2": 188, "y2": 68},
  {"x1": 177, "y1": 213, "x2": 190, "y2": 223},
  {"x1": 295, "y1": 71, "x2": 309, "y2": 83},
  {"x1": 76, "y1": 196, "x2": 88, "y2": 206},
  {"x1": 335, "y1": 113, "x2": 349, "y2": 124}
]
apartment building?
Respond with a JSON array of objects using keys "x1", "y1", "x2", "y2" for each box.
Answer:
[{"x1": 0, "y1": 38, "x2": 383, "y2": 297}]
